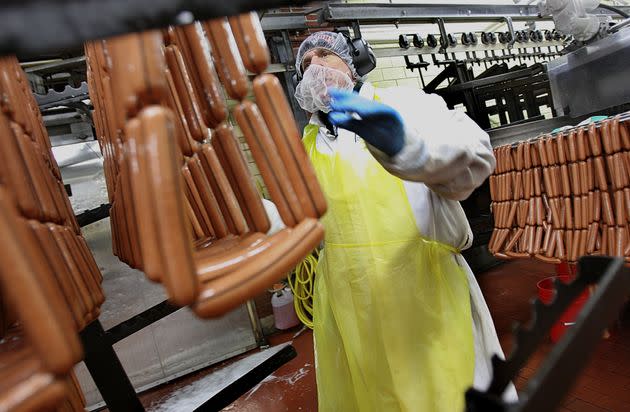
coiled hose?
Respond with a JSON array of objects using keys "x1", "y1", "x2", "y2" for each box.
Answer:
[{"x1": 288, "y1": 249, "x2": 319, "y2": 329}]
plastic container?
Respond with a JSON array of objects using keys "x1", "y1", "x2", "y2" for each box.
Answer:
[
  {"x1": 537, "y1": 275, "x2": 590, "y2": 343},
  {"x1": 271, "y1": 286, "x2": 300, "y2": 330},
  {"x1": 555, "y1": 262, "x2": 573, "y2": 278}
]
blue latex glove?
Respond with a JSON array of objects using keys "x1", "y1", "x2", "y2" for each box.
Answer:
[{"x1": 328, "y1": 88, "x2": 405, "y2": 157}]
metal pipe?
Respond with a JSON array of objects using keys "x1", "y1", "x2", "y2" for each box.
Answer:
[
  {"x1": 598, "y1": 4, "x2": 630, "y2": 19},
  {"x1": 246, "y1": 300, "x2": 269, "y2": 348},
  {"x1": 609, "y1": 17, "x2": 630, "y2": 33}
]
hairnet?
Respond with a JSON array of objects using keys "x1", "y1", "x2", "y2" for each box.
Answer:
[{"x1": 295, "y1": 31, "x2": 357, "y2": 79}]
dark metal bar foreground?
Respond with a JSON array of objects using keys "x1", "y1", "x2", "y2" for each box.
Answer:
[
  {"x1": 0, "y1": 0, "x2": 311, "y2": 57},
  {"x1": 105, "y1": 300, "x2": 180, "y2": 346},
  {"x1": 76, "y1": 203, "x2": 111, "y2": 227},
  {"x1": 80, "y1": 320, "x2": 145, "y2": 412},
  {"x1": 465, "y1": 256, "x2": 630, "y2": 412},
  {"x1": 516, "y1": 257, "x2": 630, "y2": 412},
  {"x1": 194, "y1": 344, "x2": 298, "y2": 412},
  {"x1": 82, "y1": 303, "x2": 297, "y2": 411}
]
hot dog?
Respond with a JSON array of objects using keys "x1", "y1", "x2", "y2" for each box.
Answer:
[
  {"x1": 187, "y1": 155, "x2": 229, "y2": 238},
  {"x1": 233, "y1": 101, "x2": 304, "y2": 227},
  {"x1": 182, "y1": 163, "x2": 215, "y2": 238},
  {"x1": 164, "y1": 45, "x2": 210, "y2": 142},
  {"x1": 253, "y1": 74, "x2": 327, "y2": 217},
  {"x1": 127, "y1": 112, "x2": 164, "y2": 280},
  {"x1": 213, "y1": 123, "x2": 270, "y2": 233},
  {"x1": 182, "y1": 22, "x2": 228, "y2": 127},
  {"x1": 138, "y1": 106, "x2": 198, "y2": 306},
  {"x1": 199, "y1": 146, "x2": 249, "y2": 235},
  {"x1": 107, "y1": 31, "x2": 167, "y2": 121},
  {"x1": 204, "y1": 18, "x2": 249, "y2": 100},
  {"x1": 228, "y1": 12, "x2": 271, "y2": 74}
]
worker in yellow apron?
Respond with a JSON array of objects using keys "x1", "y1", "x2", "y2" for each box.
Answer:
[{"x1": 289, "y1": 31, "x2": 516, "y2": 411}]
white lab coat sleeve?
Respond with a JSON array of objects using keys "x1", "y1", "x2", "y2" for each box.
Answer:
[
  {"x1": 367, "y1": 87, "x2": 496, "y2": 201},
  {"x1": 262, "y1": 198, "x2": 286, "y2": 235},
  {"x1": 459, "y1": 255, "x2": 519, "y2": 402}
]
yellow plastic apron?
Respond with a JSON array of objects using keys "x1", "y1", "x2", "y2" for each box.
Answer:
[{"x1": 304, "y1": 124, "x2": 474, "y2": 412}]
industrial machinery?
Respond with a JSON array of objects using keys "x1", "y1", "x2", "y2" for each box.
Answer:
[{"x1": 534, "y1": 0, "x2": 630, "y2": 117}]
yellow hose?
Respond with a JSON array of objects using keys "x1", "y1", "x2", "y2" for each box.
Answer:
[{"x1": 288, "y1": 249, "x2": 319, "y2": 329}]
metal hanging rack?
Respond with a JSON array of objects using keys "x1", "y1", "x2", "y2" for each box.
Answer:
[{"x1": 465, "y1": 256, "x2": 630, "y2": 412}]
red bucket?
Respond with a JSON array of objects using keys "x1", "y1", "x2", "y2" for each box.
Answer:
[{"x1": 537, "y1": 275, "x2": 590, "y2": 343}]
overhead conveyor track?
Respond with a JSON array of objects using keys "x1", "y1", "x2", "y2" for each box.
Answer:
[
  {"x1": 323, "y1": 2, "x2": 630, "y2": 24},
  {"x1": 0, "y1": 0, "x2": 311, "y2": 58}
]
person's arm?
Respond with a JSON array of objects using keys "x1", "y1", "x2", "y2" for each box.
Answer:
[
  {"x1": 329, "y1": 88, "x2": 495, "y2": 201},
  {"x1": 369, "y1": 89, "x2": 495, "y2": 201}
]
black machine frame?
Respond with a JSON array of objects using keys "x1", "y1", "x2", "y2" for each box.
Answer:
[{"x1": 466, "y1": 256, "x2": 630, "y2": 412}]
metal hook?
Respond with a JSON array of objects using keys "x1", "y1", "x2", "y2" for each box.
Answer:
[
  {"x1": 504, "y1": 16, "x2": 516, "y2": 50},
  {"x1": 435, "y1": 17, "x2": 449, "y2": 53}
]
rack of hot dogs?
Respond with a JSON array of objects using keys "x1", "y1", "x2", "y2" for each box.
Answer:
[
  {"x1": 489, "y1": 113, "x2": 630, "y2": 264},
  {"x1": 0, "y1": 11, "x2": 326, "y2": 411},
  {"x1": 0, "y1": 55, "x2": 98, "y2": 411},
  {"x1": 84, "y1": 13, "x2": 326, "y2": 318}
]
